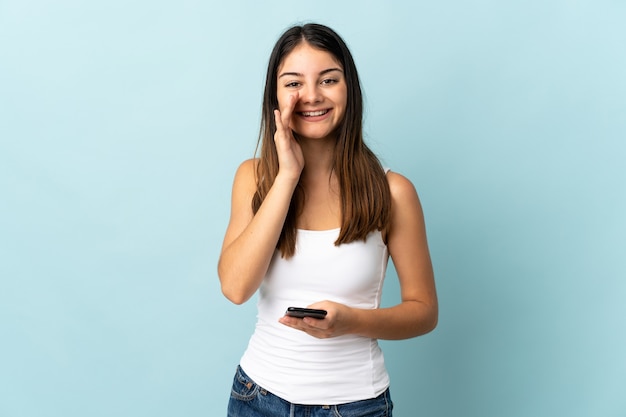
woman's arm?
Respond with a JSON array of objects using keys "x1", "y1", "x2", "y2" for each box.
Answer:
[
  {"x1": 218, "y1": 94, "x2": 304, "y2": 305},
  {"x1": 279, "y1": 171, "x2": 438, "y2": 339},
  {"x1": 218, "y1": 160, "x2": 299, "y2": 304}
]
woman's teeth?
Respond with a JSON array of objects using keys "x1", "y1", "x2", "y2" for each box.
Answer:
[{"x1": 301, "y1": 110, "x2": 328, "y2": 117}]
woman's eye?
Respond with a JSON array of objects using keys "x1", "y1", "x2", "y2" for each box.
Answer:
[
  {"x1": 321, "y1": 78, "x2": 337, "y2": 85},
  {"x1": 285, "y1": 82, "x2": 300, "y2": 88}
]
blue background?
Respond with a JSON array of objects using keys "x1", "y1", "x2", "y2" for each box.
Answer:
[{"x1": 1, "y1": 1, "x2": 625, "y2": 416}]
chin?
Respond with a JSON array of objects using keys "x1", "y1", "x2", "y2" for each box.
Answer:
[
  {"x1": 297, "y1": 133, "x2": 335, "y2": 141},
  {"x1": 294, "y1": 127, "x2": 339, "y2": 141}
]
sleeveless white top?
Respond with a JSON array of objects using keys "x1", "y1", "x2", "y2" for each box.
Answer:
[{"x1": 239, "y1": 228, "x2": 390, "y2": 405}]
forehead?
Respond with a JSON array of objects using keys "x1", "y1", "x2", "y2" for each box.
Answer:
[{"x1": 278, "y1": 42, "x2": 342, "y2": 73}]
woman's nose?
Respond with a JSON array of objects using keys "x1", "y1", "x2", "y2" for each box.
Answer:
[{"x1": 301, "y1": 84, "x2": 322, "y2": 104}]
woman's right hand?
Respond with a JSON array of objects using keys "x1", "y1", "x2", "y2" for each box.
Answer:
[
  {"x1": 274, "y1": 93, "x2": 304, "y2": 180},
  {"x1": 218, "y1": 94, "x2": 305, "y2": 305}
]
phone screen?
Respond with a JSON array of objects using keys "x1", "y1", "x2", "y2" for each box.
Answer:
[{"x1": 286, "y1": 307, "x2": 328, "y2": 319}]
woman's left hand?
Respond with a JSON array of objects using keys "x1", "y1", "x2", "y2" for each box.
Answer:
[{"x1": 278, "y1": 301, "x2": 353, "y2": 339}]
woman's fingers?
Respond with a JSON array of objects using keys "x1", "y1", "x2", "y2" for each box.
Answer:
[
  {"x1": 273, "y1": 93, "x2": 304, "y2": 178},
  {"x1": 281, "y1": 93, "x2": 298, "y2": 130},
  {"x1": 274, "y1": 93, "x2": 298, "y2": 136},
  {"x1": 274, "y1": 108, "x2": 283, "y2": 133}
]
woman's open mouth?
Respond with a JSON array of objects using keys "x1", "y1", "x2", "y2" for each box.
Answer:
[
  {"x1": 297, "y1": 109, "x2": 331, "y2": 120},
  {"x1": 300, "y1": 110, "x2": 329, "y2": 117}
]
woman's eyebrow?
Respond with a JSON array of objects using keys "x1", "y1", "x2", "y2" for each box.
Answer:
[
  {"x1": 320, "y1": 67, "x2": 343, "y2": 76},
  {"x1": 278, "y1": 67, "x2": 343, "y2": 78}
]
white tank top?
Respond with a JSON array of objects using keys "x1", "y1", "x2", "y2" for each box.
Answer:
[{"x1": 239, "y1": 228, "x2": 390, "y2": 405}]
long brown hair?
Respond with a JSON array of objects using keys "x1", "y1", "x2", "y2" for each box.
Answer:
[{"x1": 253, "y1": 23, "x2": 391, "y2": 258}]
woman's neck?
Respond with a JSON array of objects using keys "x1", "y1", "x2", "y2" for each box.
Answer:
[{"x1": 299, "y1": 136, "x2": 336, "y2": 179}]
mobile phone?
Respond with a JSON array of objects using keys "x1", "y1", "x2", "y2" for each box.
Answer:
[{"x1": 285, "y1": 307, "x2": 328, "y2": 319}]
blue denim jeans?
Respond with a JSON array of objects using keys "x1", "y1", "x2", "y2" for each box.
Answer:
[{"x1": 227, "y1": 365, "x2": 393, "y2": 417}]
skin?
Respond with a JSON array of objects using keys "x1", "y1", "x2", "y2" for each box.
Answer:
[{"x1": 218, "y1": 42, "x2": 438, "y2": 340}]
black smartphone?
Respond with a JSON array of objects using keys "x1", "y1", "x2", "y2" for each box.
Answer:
[{"x1": 286, "y1": 307, "x2": 328, "y2": 319}]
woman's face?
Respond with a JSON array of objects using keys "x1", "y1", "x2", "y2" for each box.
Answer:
[{"x1": 276, "y1": 42, "x2": 347, "y2": 142}]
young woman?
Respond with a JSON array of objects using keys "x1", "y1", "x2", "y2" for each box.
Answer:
[{"x1": 218, "y1": 23, "x2": 437, "y2": 417}]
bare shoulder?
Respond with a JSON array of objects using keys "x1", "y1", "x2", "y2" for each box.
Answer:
[
  {"x1": 234, "y1": 158, "x2": 258, "y2": 180},
  {"x1": 231, "y1": 158, "x2": 258, "y2": 191},
  {"x1": 222, "y1": 159, "x2": 259, "y2": 248},
  {"x1": 230, "y1": 158, "x2": 259, "y2": 212},
  {"x1": 385, "y1": 169, "x2": 426, "y2": 236},
  {"x1": 386, "y1": 170, "x2": 421, "y2": 206}
]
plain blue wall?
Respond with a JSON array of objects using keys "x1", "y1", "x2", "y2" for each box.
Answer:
[{"x1": 1, "y1": 1, "x2": 624, "y2": 416}]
